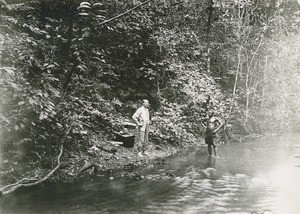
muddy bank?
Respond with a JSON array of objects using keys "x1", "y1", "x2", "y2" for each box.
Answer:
[
  {"x1": 0, "y1": 135, "x2": 206, "y2": 197},
  {"x1": 59, "y1": 140, "x2": 204, "y2": 183}
]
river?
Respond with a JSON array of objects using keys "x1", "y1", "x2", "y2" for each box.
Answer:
[{"x1": 1, "y1": 134, "x2": 300, "y2": 214}]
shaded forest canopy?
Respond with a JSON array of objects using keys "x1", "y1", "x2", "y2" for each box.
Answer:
[{"x1": 1, "y1": 0, "x2": 300, "y2": 188}]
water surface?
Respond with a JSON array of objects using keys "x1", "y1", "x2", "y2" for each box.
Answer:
[{"x1": 1, "y1": 134, "x2": 300, "y2": 214}]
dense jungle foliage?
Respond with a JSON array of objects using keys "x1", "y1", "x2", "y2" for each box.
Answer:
[{"x1": 1, "y1": 0, "x2": 300, "y2": 188}]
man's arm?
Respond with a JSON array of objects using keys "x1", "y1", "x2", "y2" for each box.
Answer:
[
  {"x1": 200, "y1": 118, "x2": 207, "y2": 128},
  {"x1": 132, "y1": 108, "x2": 142, "y2": 126},
  {"x1": 212, "y1": 117, "x2": 224, "y2": 133}
]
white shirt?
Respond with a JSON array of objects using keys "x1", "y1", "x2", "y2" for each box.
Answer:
[{"x1": 132, "y1": 106, "x2": 149, "y2": 131}]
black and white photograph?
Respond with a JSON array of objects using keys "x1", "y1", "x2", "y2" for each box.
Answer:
[{"x1": 1, "y1": 0, "x2": 300, "y2": 213}]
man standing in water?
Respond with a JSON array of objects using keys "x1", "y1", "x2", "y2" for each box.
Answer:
[
  {"x1": 201, "y1": 113, "x2": 224, "y2": 157},
  {"x1": 132, "y1": 99, "x2": 150, "y2": 157}
]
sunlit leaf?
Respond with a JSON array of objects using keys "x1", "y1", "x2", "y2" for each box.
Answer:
[
  {"x1": 78, "y1": 5, "x2": 91, "y2": 10},
  {"x1": 93, "y1": 3, "x2": 103, "y2": 7},
  {"x1": 1, "y1": 67, "x2": 15, "y2": 75},
  {"x1": 80, "y1": 2, "x2": 91, "y2": 6},
  {"x1": 18, "y1": 101, "x2": 25, "y2": 105},
  {"x1": 96, "y1": 15, "x2": 105, "y2": 19},
  {"x1": 79, "y1": 12, "x2": 89, "y2": 16}
]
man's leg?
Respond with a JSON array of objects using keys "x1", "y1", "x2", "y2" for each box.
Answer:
[
  {"x1": 212, "y1": 139, "x2": 217, "y2": 156},
  {"x1": 138, "y1": 130, "x2": 145, "y2": 156},
  {"x1": 206, "y1": 137, "x2": 212, "y2": 156},
  {"x1": 213, "y1": 145, "x2": 217, "y2": 156},
  {"x1": 142, "y1": 125, "x2": 149, "y2": 154},
  {"x1": 207, "y1": 144, "x2": 212, "y2": 156},
  {"x1": 135, "y1": 128, "x2": 142, "y2": 150}
]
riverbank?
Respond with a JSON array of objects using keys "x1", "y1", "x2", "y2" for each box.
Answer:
[
  {"x1": 58, "y1": 139, "x2": 205, "y2": 182},
  {"x1": 1, "y1": 130, "x2": 235, "y2": 192},
  {"x1": 1, "y1": 125, "x2": 244, "y2": 195},
  {"x1": 0, "y1": 137, "x2": 205, "y2": 197},
  {"x1": 1, "y1": 124, "x2": 243, "y2": 195}
]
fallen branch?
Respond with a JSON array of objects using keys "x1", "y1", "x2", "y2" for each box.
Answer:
[
  {"x1": 74, "y1": 161, "x2": 96, "y2": 178},
  {"x1": 98, "y1": 0, "x2": 153, "y2": 26},
  {"x1": 0, "y1": 96, "x2": 95, "y2": 196},
  {"x1": 0, "y1": 177, "x2": 38, "y2": 192},
  {"x1": 0, "y1": 144, "x2": 64, "y2": 196}
]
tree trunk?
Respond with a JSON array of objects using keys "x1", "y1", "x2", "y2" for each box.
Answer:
[
  {"x1": 233, "y1": 46, "x2": 241, "y2": 98},
  {"x1": 245, "y1": 67, "x2": 250, "y2": 123},
  {"x1": 261, "y1": 56, "x2": 267, "y2": 109},
  {"x1": 206, "y1": 0, "x2": 214, "y2": 73},
  {"x1": 61, "y1": 2, "x2": 75, "y2": 98}
]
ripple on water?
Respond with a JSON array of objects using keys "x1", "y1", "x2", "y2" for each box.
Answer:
[
  {"x1": 201, "y1": 167, "x2": 217, "y2": 178},
  {"x1": 150, "y1": 172, "x2": 256, "y2": 213},
  {"x1": 253, "y1": 197, "x2": 276, "y2": 210},
  {"x1": 235, "y1": 173, "x2": 248, "y2": 179},
  {"x1": 176, "y1": 177, "x2": 196, "y2": 189},
  {"x1": 294, "y1": 144, "x2": 300, "y2": 148}
]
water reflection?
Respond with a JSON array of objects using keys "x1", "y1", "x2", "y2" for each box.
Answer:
[
  {"x1": 205, "y1": 156, "x2": 216, "y2": 168},
  {"x1": 1, "y1": 135, "x2": 300, "y2": 214}
]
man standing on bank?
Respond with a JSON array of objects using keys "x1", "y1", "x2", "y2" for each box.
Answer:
[
  {"x1": 201, "y1": 113, "x2": 224, "y2": 157},
  {"x1": 132, "y1": 99, "x2": 150, "y2": 157}
]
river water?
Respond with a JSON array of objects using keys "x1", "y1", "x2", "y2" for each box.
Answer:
[{"x1": 1, "y1": 134, "x2": 300, "y2": 214}]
